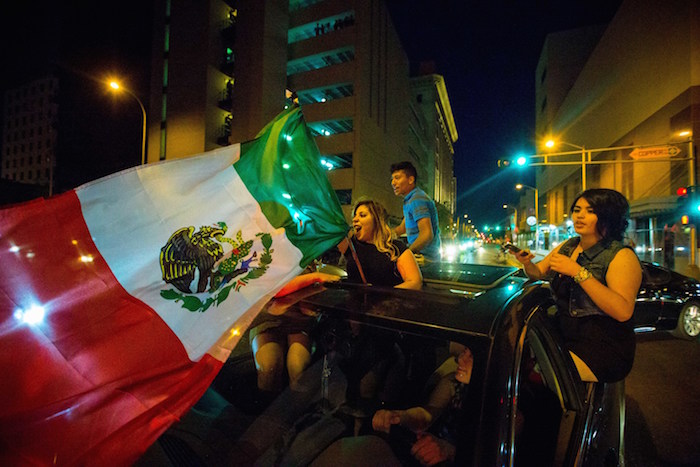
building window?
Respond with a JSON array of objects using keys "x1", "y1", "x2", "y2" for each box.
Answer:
[
  {"x1": 297, "y1": 83, "x2": 353, "y2": 104},
  {"x1": 287, "y1": 46, "x2": 355, "y2": 76},
  {"x1": 309, "y1": 119, "x2": 353, "y2": 137},
  {"x1": 334, "y1": 189, "x2": 352, "y2": 205}
]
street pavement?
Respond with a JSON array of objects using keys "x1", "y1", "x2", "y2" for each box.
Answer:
[{"x1": 625, "y1": 332, "x2": 700, "y2": 466}]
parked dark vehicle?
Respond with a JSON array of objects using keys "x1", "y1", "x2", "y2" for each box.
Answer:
[
  {"x1": 139, "y1": 263, "x2": 625, "y2": 466},
  {"x1": 635, "y1": 261, "x2": 700, "y2": 340}
]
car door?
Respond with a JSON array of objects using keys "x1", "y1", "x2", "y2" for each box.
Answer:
[{"x1": 510, "y1": 307, "x2": 622, "y2": 466}]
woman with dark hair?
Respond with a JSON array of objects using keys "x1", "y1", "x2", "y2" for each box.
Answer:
[{"x1": 510, "y1": 188, "x2": 642, "y2": 382}]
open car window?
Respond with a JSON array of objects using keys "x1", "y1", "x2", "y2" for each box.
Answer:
[
  {"x1": 512, "y1": 309, "x2": 583, "y2": 467},
  {"x1": 137, "y1": 308, "x2": 482, "y2": 466}
]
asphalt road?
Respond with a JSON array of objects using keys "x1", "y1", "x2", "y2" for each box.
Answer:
[{"x1": 625, "y1": 332, "x2": 700, "y2": 466}]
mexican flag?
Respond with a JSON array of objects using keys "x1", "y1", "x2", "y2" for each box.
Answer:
[{"x1": 0, "y1": 107, "x2": 348, "y2": 465}]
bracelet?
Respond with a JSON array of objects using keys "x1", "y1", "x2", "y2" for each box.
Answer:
[{"x1": 573, "y1": 267, "x2": 592, "y2": 284}]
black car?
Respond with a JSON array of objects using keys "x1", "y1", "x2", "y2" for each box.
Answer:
[
  {"x1": 139, "y1": 262, "x2": 625, "y2": 466},
  {"x1": 635, "y1": 261, "x2": 700, "y2": 340}
]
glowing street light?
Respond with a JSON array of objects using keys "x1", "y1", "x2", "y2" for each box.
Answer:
[
  {"x1": 544, "y1": 138, "x2": 587, "y2": 189},
  {"x1": 109, "y1": 81, "x2": 147, "y2": 165}
]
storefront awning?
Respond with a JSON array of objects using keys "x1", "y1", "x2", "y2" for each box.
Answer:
[{"x1": 629, "y1": 195, "x2": 677, "y2": 218}]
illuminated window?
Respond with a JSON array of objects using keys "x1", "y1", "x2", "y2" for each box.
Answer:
[
  {"x1": 297, "y1": 84, "x2": 353, "y2": 104},
  {"x1": 309, "y1": 119, "x2": 353, "y2": 137},
  {"x1": 321, "y1": 153, "x2": 352, "y2": 170},
  {"x1": 287, "y1": 47, "x2": 355, "y2": 76}
]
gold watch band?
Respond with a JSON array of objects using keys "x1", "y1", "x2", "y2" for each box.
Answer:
[{"x1": 573, "y1": 267, "x2": 592, "y2": 284}]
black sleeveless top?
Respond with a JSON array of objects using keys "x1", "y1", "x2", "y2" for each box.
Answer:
[{"x1": 344, "y1": 238, "x2": 406, "y2": 287}]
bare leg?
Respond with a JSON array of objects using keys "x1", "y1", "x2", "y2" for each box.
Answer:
[
  {"x1": 287, "y1": 333, "x2": 312, "y2": 391},
  {"x1": 253, "y1": 333, "x2": 285, "y2": 391},
  {"x1": 570, "y1": 351, "x2": 598, "y2": 382}
]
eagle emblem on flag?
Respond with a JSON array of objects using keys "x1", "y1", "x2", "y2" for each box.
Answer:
[{"x1": 159, "y1": 222, "x2": 273, "y2": 312}]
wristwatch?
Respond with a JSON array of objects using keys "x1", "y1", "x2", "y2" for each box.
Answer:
[{"x1": 573, "y1": 267, "x2": 592, "y2": 284}]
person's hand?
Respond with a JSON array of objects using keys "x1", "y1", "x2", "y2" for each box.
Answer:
[
  {"x1": 411, "y1": 433, "x2": 456, "y2": 466},
  {"x1": 455, "y1": 347, "x2": 473, "y2": 384},
  {"x1": 549, "y1": 253, "x2": 581, "y2": 277},
  {"x1": 512, "y1": 249, "x2": 535, "y2": 265},
  {"x1": 372, "y1": 409, "x2": 401, "y2": 434}
]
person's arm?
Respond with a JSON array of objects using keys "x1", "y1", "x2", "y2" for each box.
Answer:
[
  {"x1": 395, "y1": 249, "x2": 423, "y2": 290},
  {"x1": 394, "y1": 218, "x2": 406, "y2": 237},
  {"x1": 372, "y1": 406, "x2": 435, "y2": 434},
  {"x1": 274, "y1": 272, "x2": 340, "y2": 297},
  {"x1": 408, "y1": 217, "x2": 434, "y2": 254},
  {"x1": 411, "y1": 433, "x2": 456, "y2": 466},
  {"x1": 372, "y1": 371, "x2": 454, "y2": 433},
  {"x1": 549, "y1": 248, "x2": 641, "y2": 321}
]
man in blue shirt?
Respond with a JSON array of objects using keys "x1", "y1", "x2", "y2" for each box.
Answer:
[{"x1": 390, "y1": 161, "x2": 441, "y2": 262}]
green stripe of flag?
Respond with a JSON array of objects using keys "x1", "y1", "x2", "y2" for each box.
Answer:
[{"x1": 234, "y1": 107, "x2": 349, "y2": 267}]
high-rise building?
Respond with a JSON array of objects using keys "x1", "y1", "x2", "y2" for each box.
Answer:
[
  {"x1": 150, "y1": 0, "x2": 457, "y2": 222},
  {"x1": 408, "y1": 71, "x2": 458, "y2": 230},
  {"x1": 287, "y1": 0, "x2": 415, "y2": 219},
  {"x1": 149, "y1": 0, "x2": 290, "y2": 162},
  {"x1": 1, "y1": 76, "x2": 58, "y2": 191}
]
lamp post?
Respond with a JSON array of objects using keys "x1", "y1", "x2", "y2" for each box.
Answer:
[
  {"x1": 516, "y1": 183, "x2": 539, "y2": 249},
  {"x1": 545, "y1": 139, "x2": 587, "y2": 190},
  {"x1": 515, "y1": 183, "x2": 538, "y2": 224},
  {"x1": 109, "y1": 81, "x2": 147, "y2": 166},
  {"x1": 503, "y1": 204, "x2": 518, "y2": 243}
]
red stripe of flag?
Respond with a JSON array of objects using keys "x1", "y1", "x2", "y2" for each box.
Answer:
[{"x1": 0, "y1": 191, "x2": 222, "y2": 465}]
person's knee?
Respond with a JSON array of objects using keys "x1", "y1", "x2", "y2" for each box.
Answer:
[
  {"x1": 255, "y1": 342, "x2": 284, "y2": 390},
  {"x1": 286, "y1": 342, "x2": 311, "y2": 383}
]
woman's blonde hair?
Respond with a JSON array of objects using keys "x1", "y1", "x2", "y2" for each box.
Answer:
[{"x1": 353, "y1": 199, "x2": 400, "y2": 261}]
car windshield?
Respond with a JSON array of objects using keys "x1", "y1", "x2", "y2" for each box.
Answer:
[{"x1": 137, "y1": 297, "x2": 483, "y2": 466}]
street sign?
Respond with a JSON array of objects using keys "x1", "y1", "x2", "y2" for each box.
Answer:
[{"x1": 629, "y1": 145, "x2": 681, "y2": 160}]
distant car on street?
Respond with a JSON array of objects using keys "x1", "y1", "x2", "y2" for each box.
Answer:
[{"x1": 139, "y1": 262, "x2": 626, "y2": 466}]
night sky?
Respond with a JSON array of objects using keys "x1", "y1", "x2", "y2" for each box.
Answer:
[
  {"x1": 1, "y1": 0, "x2": 622, "y2": 227},
  {"x1": 387, "y1": 0, "x2": 622, "y2": 229}
]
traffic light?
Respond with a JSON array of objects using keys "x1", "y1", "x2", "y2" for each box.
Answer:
[
  {"x1": 514, "y1": 155, "x2": 528, "y2": 167},
  {"x1": 677, "y1": 186, "x2": 700, "y2": 225},
  {"x1": 497, "y1": 155, "x2": 529, "y2": 168}
]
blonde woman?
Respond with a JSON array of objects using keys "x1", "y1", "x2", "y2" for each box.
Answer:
[{"x1": 339, "y1": 199, "x2": 422, "y2": 290}]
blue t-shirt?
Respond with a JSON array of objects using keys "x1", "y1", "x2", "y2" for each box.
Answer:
[{"x1": 403, "y1": 187, "x2": 441, "y2": 261}]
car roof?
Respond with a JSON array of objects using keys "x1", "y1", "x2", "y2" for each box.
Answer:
[
  {"x1": 421, "y1": 262, "x2": 521, "y2": 289},
  {"x1": 297, "y1": 263, "x2": 529, "y2": 338}
]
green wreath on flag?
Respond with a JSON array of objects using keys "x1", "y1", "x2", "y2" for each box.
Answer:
[{"x1": 159, "y1": 226, "x2": 273, "y2": 313}]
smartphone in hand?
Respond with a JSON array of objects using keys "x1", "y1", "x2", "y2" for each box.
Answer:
[{"x1": 502, "y1": 243, "x2": 522, "y2": 254}]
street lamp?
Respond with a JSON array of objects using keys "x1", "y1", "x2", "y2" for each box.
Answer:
[
  {"x1": 503, "y1": 204, "x2": 518, "y2": 241},
  {"x1": 109, "y1": 81, "x2": 147, "y2": 165},
  {"x1": 545, "y1": 139, "x2": 587, "y2": 190},
  {"x1": 515, "y1": 183, "x2": 539, "y2": 223}
]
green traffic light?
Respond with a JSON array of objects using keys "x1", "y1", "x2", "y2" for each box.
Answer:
[{"x1": 515, "y1": 155, "x2": 528, "y2": 167}]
